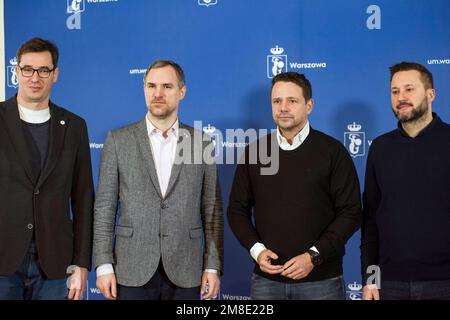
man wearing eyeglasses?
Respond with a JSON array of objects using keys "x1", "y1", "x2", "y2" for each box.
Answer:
[{"x1": 0, "y1": 38, "x2": 94, "y2": 300}]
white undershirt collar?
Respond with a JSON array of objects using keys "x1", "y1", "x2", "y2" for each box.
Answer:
[{"x1": 18, "y1": 104, "x2": 50, "y2": 124}]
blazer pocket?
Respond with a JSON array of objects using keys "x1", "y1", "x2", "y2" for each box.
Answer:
[
  {"x1": 189, "y1": 227, "x2": 203, "y2": 239},
  {"x1": 115, "y1": 225, "x2": 133, "y2": 238}
]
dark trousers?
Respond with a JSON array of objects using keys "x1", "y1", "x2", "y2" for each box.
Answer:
[
  {"x1": 118, "y1": 262, "x2": 200, "y2": 300},
  {"x1": 381, "y1": 279, "x2": 450, "y2": 300}
]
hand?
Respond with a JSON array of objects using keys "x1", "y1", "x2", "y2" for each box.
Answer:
[
  {"x1": 201, "y1": 271, "x2": 220, "y2": 300},
  {"x1": 257, "y1": 249, "x2": 284, "y2": 275},
  {"x1": 67, "y1": 267, "x2": 88, "y2": 300},
  {"x1": 280, "y1": 252, "x2": 314, "y2": 280},
  {"x1": 362, "y1": 285, "x2": 380, "y2": 300},
  {"x1": 96, "y1": 273, "x2": 117, "y2": 300}
]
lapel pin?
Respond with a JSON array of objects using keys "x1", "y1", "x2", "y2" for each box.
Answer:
[{"x1": 60, "y1": 120, "x2": 65, "y2": 125}]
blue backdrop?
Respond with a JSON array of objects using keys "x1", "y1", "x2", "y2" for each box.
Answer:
[{"x1": 3, "y1": 0, "x2": 450, "y2": 300}]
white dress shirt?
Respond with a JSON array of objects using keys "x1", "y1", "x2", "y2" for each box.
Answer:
[
  {"x1": 146, "y1": 117, "x2": 179, "y2": 197},
  {"x1": 276, "y1": 121, "x2": 310, "y2": 151},
  {"x1": 250, "y1": 122, "x2": 319, "y2": 261},
  {"x1": 97, "y1": 117, "x2": 217, "y2": 277}
]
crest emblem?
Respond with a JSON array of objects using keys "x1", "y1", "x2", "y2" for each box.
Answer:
[
  {"x1": 346, "y1": 281, "x2": 362, "y2": 300},
  {"x1": 198, "y1": 0, "x2": 218, "y2": 7},
  {"x1": 267, "y1": 45, "x2": 287, "y2": 79},
  {"x1": 344, "y1": 122, "x2": 365, "y2": 158},
  {"x1": 7, "y1": 57, "x2": 19, "y2": 89},
  {"x1": 67, "y1": 0, "x2": 85, "y2": 13},
  {"x1": 203, "y1": 124, "x2": 220, "y2": 157}
]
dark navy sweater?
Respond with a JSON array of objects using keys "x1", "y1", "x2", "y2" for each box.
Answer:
[
  {"x1": 21, "y1": 119, "x2": 50, "y2": 176},
  {"x1": 21, "y1": 119, "x2": 50, "y2": 251},
  {"x1": 361, "y1": 114, "x2": 450, "y2": 282}
]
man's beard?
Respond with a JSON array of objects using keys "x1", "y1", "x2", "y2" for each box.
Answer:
[
  {"x1": 149, "y1": 102, "x2": 175, "y2": 120},
  {"x1": 393, "y1": 98, "x2": 429, "y2": 123}
]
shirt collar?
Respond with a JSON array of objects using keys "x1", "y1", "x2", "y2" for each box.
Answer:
[
  {"x1": 146, "y1": 116, "x2": 179, "y2": 140},
  {"x1": 277, "y1": 121, "x2": 310, "y2": 151}
]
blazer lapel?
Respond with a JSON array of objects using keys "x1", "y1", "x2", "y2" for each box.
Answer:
[
  {"x1": 164, "y1": 122, "x2": 188, "y2": 199},
  {"x1": 0, "y1": 97, "x2": 35, "y2": 184},
  {"x1": 36, "y1": 103, "x2": 68, "y2": 188},
  {"x1": 134, "y1": 119, "x2": 163, "y2": 199}
]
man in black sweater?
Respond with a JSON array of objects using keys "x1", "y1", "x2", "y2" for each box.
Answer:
[
  {"x1": 227, "y1": 72, "x2": 362, "y2": 300},
  {"x1": 361, "y1": 62, "x2": 450, "y2": 300}
]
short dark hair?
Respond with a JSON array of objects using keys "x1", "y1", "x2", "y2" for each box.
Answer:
[
  {"x1": 389, "y1": 62, "x2": 434, "y2": 89},
  {"x1": 271, "y1": 72, "x2": 312, "y2": 102},
  {"x1": 143, "y1": 59, "x2": 185, "y2": 88},
  {"x1": 17, "y1": 37, "x2": 59, "y2": 68}
]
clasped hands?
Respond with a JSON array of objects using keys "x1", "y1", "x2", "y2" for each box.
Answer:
[{"x1": 257, "y1": 249, "x2": 314, "y2": 280}]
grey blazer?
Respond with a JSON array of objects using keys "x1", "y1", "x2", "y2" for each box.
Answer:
[{"x1": 93, "y1": 119, "x2": 223, "y2": 287}]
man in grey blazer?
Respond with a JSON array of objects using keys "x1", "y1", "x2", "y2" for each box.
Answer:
[{"x1": 93, "y1": 60, "x2": 223, "y2": 300}]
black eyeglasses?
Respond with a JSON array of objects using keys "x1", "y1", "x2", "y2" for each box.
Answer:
[{"x1": 18, "y1": 66, "x2": 56, "y2": 79}]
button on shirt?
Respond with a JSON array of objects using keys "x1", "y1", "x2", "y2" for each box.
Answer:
[{"x1": 146, "y1": 117, "x2": 178, "y2": 197}]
